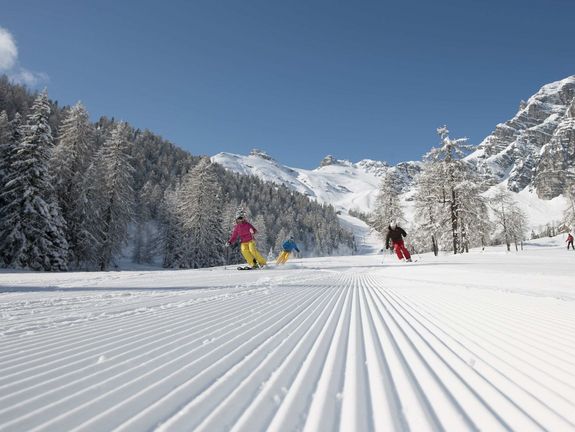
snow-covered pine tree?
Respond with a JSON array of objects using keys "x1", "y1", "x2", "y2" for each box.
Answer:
[
  {"x1": 424, "y1": 126, "x2": 475, "y2": 254},
  {"x1": 176, "y1": 157, "x2": 225, "y2": 268},
  {"x1": 453, "y1": 170, "x2": 490, "y2": 253},
  {"x1": 370, "y1": 170, "x2": 405, "y2": 236},
  {"x1": 412, "y1": 161, "x2": 443, "y2": 255},
  {"x1": 159, "y1": 187, "x2": 186, "y2": 268},
  {"x1": 132, "y1": 181, "x2": 160, "y2": 264},
  {"x1": 95, "y1": 121, "x2": 135, "y2": 270},
  {"x1": 50, "y1": 102, "x2": 98, "y2": 267},
  {"x1": 0, "y1": 90, "x2": 68, "y2": 270},
  {"x1": 0, "y1": 110, "x2": 10, "y2": 207},
  {"x1": 220, "y1": 201, "x2": 243, "y2": 265},
  {"x1": 508, "y1": 204, "x2": 528, "y2": 251},
  {"x1": 489, "y1": 187, "x2": 527, "y2": 251},
  {"x1": 252, "y1": 214, "x2": 268, "y2": 254},
  {"x1": 0, "y1": 113, "x2": 23, "y2": 266}
]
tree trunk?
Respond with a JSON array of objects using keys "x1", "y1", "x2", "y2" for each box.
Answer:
[{"x1": 451, "y1": 188, "x2": 458, "y2": 254}]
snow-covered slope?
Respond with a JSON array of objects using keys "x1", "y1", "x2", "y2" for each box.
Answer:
[
  {"x1": 212, "y1": 149, "x2": 419, "y2": 215},
  {"x1": 468, "y1": 75, "x2": 575, "y2": 198},
  {"x1": 212, "y1": 148, "x2": 568, "y2": 233},
  {"x1": 1, "y1": 241, "x2": 575, "y2": 431}
]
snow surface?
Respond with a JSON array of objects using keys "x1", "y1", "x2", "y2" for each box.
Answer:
[
  {"x1": 2, "y1": 237, "x2": 575, "y2": 431},
  {"x1": 212, "y1": 152, "x2": 382, "y2": 214}
]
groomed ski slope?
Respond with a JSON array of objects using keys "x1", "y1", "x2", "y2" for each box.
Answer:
[{"x1": 1, "y1": 239, "x2": 575, "y2": 431}]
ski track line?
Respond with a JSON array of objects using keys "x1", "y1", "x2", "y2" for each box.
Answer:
[
  {"x1": 379, "y1": 273, "x2": 575, "y2": 331},
  {"x1": 299, "y1": 273, "x2": 353, "y2": 432},
  {"x1": 406, "y1": 285, "x2": 575, "y2": 396},
  {"x1": 0, "y1": 280, "x2": 304, "y2": 418},
  {"x1": 368, "y1": 276, "x2": 540, "y2": 431},
  {"x1": 405, "y1": 285, "x2": 575, "y2": 380},
  {"x1": 0, "y1": 284, "x2": 254, "y2": 348},
  {"x1": 76, "y1": 276, "x2": 338, "y2": 431},
  {"x1": 338, "y1": 274, "x2": 373, "y2": 432},
  {"x1": 44, "y1": 280, "x2": 323, "y2": 432},
  {"x1": 0, "y1": 285, "x2": 294, "y2": 405},
  {"x1": 371, "y1": 274, "x2": 575, "y2": 430},
  {"x1": 384, "y1": 286, "x2": 575, "y2": 430},
  {"x1": 402, "y1": 291, "x2": 575, "y2": 429},
  {"x1": 2, "y1": 266, "x2": 575, "y2": 431},
  {"x1": 0, "y1": 271, "x2": 321, "y2": 346},
  {"x1": 0, "y1": 276, "x2": 310, "y2": 412},
  {"x1": 149, "y1": 275, "x2": 350, "y2": 432},
  {"x1": 0, "y1": 279, "x2": 320, "y2": 431},
  {"x1": 0, "y1": 273, "x2": 324, "y2": 366},
  {"x1": 0, "y1": 285, "x2": 282, "y2": 388},
  {"x1": 3, "y1": 272, "x2": 324, "y2": 367},
  {"x1": 2, "y1": 284, "x2": 282, "y2": 370},
  {"x1": 368, "y1": 277, "x2": 479, "y2": 431},
  {"x1": 377, "y1": 274, "x2": 575, "y2": 364},
  {"x1": 246, "y1": 279, "x2": 354, "y2": 432},
  {"x1": 408, "y1": 282, "x2": 575, "y2": 349},
  {"x1": 363, "y1": 275, "x2": 514, "y2": 431},
  {"x1": 362, "y1": 279, "x2": 442, "y2": 432},
  {"x1": 0, "y1": 292, "x2": 222, "y2": 365},
  {"x1": 355, "y1": 275, "x2": 407, "y2": 432}
]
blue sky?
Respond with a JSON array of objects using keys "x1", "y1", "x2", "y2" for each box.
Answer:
[{"x1": 1, "y1": 0, "x2": 574, "y2": 168}]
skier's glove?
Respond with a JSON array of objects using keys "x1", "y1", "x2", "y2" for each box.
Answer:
[{"x1": 385, "y1": 244, "x2": 389, "y2": 250}]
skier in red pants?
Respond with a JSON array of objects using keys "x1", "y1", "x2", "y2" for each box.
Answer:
[
  {"x1": 385, "y1": 221, "x2": 412, "y2": 262},
  {"x1": 567, "y1": 233, "x2": 574, "y2": 250}
]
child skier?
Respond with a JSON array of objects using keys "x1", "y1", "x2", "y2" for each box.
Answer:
[
  {"x1": 276, "y1": 236, "x2": 300, "y2": 264},
  {"x1": 226, "y1": 211, "x2": 267, "y2": 269},
  {"x1": 567, "y1": 233, "x2": 574, "y2": 250},
  {"x1": 385, "y1": 221, "x2": 412, "y2": 262}
]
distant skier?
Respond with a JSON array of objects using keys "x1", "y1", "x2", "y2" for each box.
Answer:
[
  {"x1": 567, "y1": 233, "x2": 574, "y2": 250},
  {"x1": 276, "y1": 236, "x2": 300, "y2": 265},
  {"x1": 225, "y1": 210, "x2": 267, "y2": 269},
  {"x1": 385, "y1": 221, "x2": 412, "y2": 262}
]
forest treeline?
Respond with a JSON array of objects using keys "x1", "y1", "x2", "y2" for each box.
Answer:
[{"x1": 0, "y1": 76, "x2": 354, "y2": 271}]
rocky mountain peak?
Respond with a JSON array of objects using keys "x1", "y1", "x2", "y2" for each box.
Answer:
[
  {"x1": 469, "y1": 75, "x2": 575, "y2": 197},
  {"x1": 250, "y1": 148, "x2": 275, "y2": 161},
  {"x1": 319, "y1": 155, "x2": 339, "y2": 167}
]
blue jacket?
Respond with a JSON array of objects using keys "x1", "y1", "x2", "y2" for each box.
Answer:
[{"x1": 282, "y1": 239, "x2": 300, "y2": 253}]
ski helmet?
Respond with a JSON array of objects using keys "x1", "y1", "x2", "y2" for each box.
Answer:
[{"x1": 235, "y1": 208, "x2": 246, "y2": 220}]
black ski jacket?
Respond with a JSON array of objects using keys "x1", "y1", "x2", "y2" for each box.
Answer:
[{"x1": 385, "y1": 226, "x2": 407, "y2": 248}]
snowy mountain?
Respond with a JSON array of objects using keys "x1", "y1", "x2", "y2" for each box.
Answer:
[
  {"x1": 468, "y1": 75, "x2": 575, "y2": 199},
  {"x1": 212, "y1": 149, "x2": 565, "y2": 231},
  {"x1": 212, "y1": 149, "x2": 420, "y2": 214},
  {"x1": 213, "y1": 76, "x2": 575, "y2": 231}
]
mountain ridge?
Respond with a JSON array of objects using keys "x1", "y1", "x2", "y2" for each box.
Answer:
[{"x1": 212, "y1": 76, "x2": 575, "y2": 230}]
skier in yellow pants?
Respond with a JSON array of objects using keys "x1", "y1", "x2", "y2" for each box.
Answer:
[
  {"x1": 226, "y1": 212, "x2": 267, "y2": 269},
  {"x1": 276, "y1": 236, "x2": 300, "y2": 265},
  {"x1": 240, "y1": 240, "x2": 267, "y2": 268}
]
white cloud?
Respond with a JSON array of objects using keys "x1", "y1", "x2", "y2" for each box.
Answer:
[
  {"x1": 0, "y1": 27, "x2": 18, "y2": 70},
  {"x1": 9, "y1": 68, "x2": 49, "y2": 86},
  {"x1": 0, "y1": 26, "x2": 48, "y2": 86}
]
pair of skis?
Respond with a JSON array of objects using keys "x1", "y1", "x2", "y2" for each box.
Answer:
[{"x1": 237, "y1": 264, "x2": 268, "y2": 270}]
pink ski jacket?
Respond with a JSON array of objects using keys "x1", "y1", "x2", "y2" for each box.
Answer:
[{"x1": 229, "y1": 221, "x2": 257, "y2": 244}]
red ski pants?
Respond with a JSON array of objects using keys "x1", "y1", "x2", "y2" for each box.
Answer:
[{"x1": 392, "y1": 240, "x2": 411, "y2": 260}]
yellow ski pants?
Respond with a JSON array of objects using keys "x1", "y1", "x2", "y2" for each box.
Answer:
[
  {"x1": 240, "y1": 240, "x2": 267, "y2": 267},
  {"x1": 276, "y1": 250, "x2": 291, "y2": 265}
]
